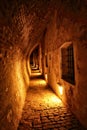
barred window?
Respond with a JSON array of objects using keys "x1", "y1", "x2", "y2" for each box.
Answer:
[{"x1": 61, "y1": 44, "x2": 75, "y2": 85}]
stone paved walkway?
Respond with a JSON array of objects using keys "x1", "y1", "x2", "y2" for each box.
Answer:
[{"x1": 18, "y1": 68, "x2": 86, "y2": 130}]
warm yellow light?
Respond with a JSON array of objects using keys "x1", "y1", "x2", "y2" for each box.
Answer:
[
  {"x1": 30, "y1": 79, "x2": 47, "y2": 87},
  {"x1": 39, "y1": 79, "x2": 47, "y2": 86},
  {"x1": 29, "y1": 76, "x2": 63, "y2": 108},
  {"x1": 31, "y1": 65, "x2": 38, "y2": 70},
  {"x1": 59, "y1": 86, "x2": 63, "y2": 95},
  {"x1": 15, "y1": 61, "x2": 26, "y2": 107},
  {"x1": 45, "y1": 74, "x2": 48, "y2": 81},
  {"x1": 51, "y1": 96, "x2": 62, "y2": 103},
  {"x1": 44, "y1": 93, "x2": 63, "y2": 107},
  {"x1": 31, "y1": 72, "x2": 41, "y2": 77}
]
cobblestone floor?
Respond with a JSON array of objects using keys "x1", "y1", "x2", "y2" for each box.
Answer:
[{"x1": 18, "y1": 68, "x2": 86, "y2": 130}]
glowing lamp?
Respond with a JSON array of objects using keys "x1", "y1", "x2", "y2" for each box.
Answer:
[
  {"x1": 57, "y1": 83, "x2": 63, "y2": 96},
  {"x1": 45, "y1": 73, "x2": 48, "y2": 81}
]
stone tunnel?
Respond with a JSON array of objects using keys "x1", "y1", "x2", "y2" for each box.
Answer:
[{"x1": 0, "y1": 0, "x2": 87, "y2": 130}]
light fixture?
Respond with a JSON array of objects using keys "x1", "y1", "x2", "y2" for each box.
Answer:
[
  {"x1": 57, "y1": 82, "x2": 63, "y2": 96},
  {"x1": 45, "y1": 73, "x2": 48, "y2": 81}
]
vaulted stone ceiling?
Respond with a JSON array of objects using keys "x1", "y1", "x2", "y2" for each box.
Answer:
[
  {"x1": 0, "y1": 1, "x2": 87, "y2": 129},
  {"x1": 0, "y1": 0, "x2": 55, "y2": 56},
  {"x1": 0, "y1": 0, "x2": 87, "y2": 56}
]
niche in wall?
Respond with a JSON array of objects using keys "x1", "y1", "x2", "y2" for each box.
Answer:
[{"x1": 45, "y1": 55, "x2": 48, "y2": 67}]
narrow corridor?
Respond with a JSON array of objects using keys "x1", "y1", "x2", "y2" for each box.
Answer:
[{"x1": 18, "y1": 67, "x2": 85, "y2": 130}]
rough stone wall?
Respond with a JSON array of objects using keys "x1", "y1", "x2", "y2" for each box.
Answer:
[
  {"x1": 0, "y1": 3, "x2": 31, "y2": 130},
  {"x1": 44, "y1": 0, "x2": 87, "y2": 128},
  {"x1": 0, "y1": 0, "x2": 54, "y2": 129},
  {"x1": 0, "y1": 46, "x2": 30, "y2": 130},
  {"x1": 0, "y1": 2, "x2": 30, "y2": 130},
  {"x1": 0, "y1": 0, "x2": 87, "y2": 129}
]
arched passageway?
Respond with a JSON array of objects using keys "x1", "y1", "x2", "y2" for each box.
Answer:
[
  {"x1": 0, "y1": 0, "x2": 87, "y2": 130},
  {"x1": 18, "y1": 66, "x2": 85, "y2": 130}
]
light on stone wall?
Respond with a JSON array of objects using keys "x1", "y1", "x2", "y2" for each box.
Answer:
[
  {"x1": 15, "y1": 62, "x2": 26, "y2": 107},
  {"x1": 45, "y1": 74, "x2": 48, "y2": 81},
  {"x1": 57, "y1": 83, "x2": 63, "y2": 96},
  {"x1": 59, "y1": 86, "x2": 63, "y2": 95},
  {"x1": 30, "y1": 79, "x2": 47, "y2": 87}
]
